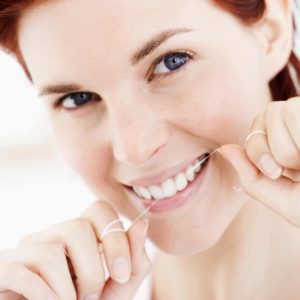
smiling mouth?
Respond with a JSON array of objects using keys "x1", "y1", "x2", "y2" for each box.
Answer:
[{"x1": 125, "y1": 153, "x2": 210, "y2": 202}]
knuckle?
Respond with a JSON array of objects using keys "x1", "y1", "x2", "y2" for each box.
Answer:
[
  {"x1": 272, "y1": 146, "x2": 298, "y2": 167},
  {"x1": 64, "y1": 218, "x2": 93, "y2": 238},
  {"x1": 18, "y1": 233, "x2": 35, "y2": 247},
  {"x1": 83, "y1": 199, "x2": 115, "y2": 217},
  {"x1": 36, "y1": 243, "x2": 64, "y2": 264}
]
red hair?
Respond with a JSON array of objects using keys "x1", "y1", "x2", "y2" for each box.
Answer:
[{"x1": 0, "y1": 0, "x2": 299, "y2": 100}]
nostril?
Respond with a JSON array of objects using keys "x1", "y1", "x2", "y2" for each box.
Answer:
[
  {"x1": 113, "y1": 126, "x2": 169, "y2": 167},
  {"x1": 117, "y1": 144, "x2": 165, "y2": 169}
]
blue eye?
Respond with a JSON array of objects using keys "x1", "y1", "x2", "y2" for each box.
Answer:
[
  {"x1": 58, "y1": 92, "x2": 99, "y2": 109},
  {"x1": 152, "y1": 52, "x2": 191, "y2": 78}
]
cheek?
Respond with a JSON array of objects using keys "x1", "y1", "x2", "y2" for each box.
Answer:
[
  {"x1": 51, "y1": 121, "x2": 138, "y2": 217},
  {"x1": 52, "y1": 122, "x2": 111, "y2": 185},
  {"x1": 165, "y1": 63, "x2": 268, "y2": 146}
]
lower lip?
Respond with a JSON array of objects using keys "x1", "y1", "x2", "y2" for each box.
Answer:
[{"x1": 131, "y1": 157, "x2": 210, "y2": 213}]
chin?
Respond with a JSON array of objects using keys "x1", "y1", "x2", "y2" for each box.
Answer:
[
  {"x1": 148, "y1": 198, "x2": 247, "y2": 256},
  {"x1": 149, "y1": 222, "x2": 228, "y2": 256}
]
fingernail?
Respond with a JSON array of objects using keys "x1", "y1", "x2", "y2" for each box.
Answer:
[
  {"x1": 142, "y1": 218, "x2": 149, "y2": 235},
  {"x1": 113, "y1": 256, "x2": 131, "y2": 283},
  {"x1": 83, "y1": 293, "x2": 99, "y2": 300},
  {"x1": 259, "y1": 153, "x2": 282, "y2": 179}
]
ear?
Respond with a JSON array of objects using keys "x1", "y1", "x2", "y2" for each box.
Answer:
[{"x1": 252, "y1": 0, "x2": 294, "y2": 82}]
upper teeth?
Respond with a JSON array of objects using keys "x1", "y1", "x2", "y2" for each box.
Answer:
[{"x1": 132, "y1": 156, "x2": 206, "y2": 200}]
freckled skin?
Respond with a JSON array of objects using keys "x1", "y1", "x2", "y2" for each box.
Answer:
[
  {"x1": 18, "y1": 0, "x2": 272, "y2": 255},
  {"x1": 19, "y1": 1, "x2": 300, "y2": 298}
]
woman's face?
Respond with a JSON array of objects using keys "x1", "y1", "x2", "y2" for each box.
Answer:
[{"x1": 19, "y1": 0, "x2": 273, "y2": 255}]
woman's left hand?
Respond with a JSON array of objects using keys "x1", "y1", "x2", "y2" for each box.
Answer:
[{"x1": 219, "y1": 96, "x2": 300, "y2": 227}]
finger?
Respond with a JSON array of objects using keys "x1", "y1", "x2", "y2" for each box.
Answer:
[
  {"x1": 127, "y1": 219, "x2": 150, "y2": 278},
  {"x1": 244, "y1": 113, "x2": 283, "y2": 180},
  {"x1": 0, "y1": 291, "x2": 25, "y2": 300},
  {"x1": 0, "y1": 262, "x2": 59, "y2": 300},
  {"x1": 19, "y1": 217, "x2": 106, "y2": 298},
  {"x1": 265, "y1": 101, "x2": 300, "y2": 169},
  {"x1": 282, "y1": 97, "x2": 300, "y2": 158},
  {"x1": 19, "y1": 243, "x2": 76, "y2": 300},
  {"x1": 282, "y1": 168, "x2": 300, "y2": 182},
  {"x1": 218, "y1": 144, "x2": 300, "y2": 227},
  {"x1": 57, "y1": 219, "x2": 105, "y2": 299},
  {"x1": 81, "y1": 200, "x2": 131, "y2": 284},
  {"x1": 101, "y1": 218, "x2": 152, "y2": 300}
]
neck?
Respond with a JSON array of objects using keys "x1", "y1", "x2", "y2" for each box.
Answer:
[{"x1": 154, "y1": 199, "x2": 300, "y2": 299}]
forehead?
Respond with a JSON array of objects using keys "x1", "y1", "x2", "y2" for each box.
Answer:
[{"x1": 18, "y1": 0, "x2": 230, "y2": 85}]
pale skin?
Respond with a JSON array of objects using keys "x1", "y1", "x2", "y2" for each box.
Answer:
[{"x1": 1, "y1": 0, "x2": 300, "y2": 299}]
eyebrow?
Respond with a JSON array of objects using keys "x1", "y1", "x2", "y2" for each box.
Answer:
[
  {"x1": 38, "y1": 27, "x2": 194, "y2": 97},
  {"x1": 38, "y1": 83, "x2": 83, "y2": 97},
  {"x1": 131, "y1": 27, "x2": 194, "y2": 65}
]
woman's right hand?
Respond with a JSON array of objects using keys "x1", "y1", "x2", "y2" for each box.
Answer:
[{"x1": 0, "y1": 200, "x2": 151, "y2": 300}]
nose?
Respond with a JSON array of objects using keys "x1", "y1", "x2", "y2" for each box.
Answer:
[{"x1": 108, "y1": 102, "x2": 170, "y2": 166}]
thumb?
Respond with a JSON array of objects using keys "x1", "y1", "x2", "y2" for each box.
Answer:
[
  {"x1": 217, "y1": 144, "x2": 259, "y2": 183},
  {"x1": 217, "y1": 144, "x2": 298, "y2": 227}
]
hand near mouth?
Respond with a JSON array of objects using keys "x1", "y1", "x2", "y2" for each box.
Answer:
[
  {"x1": 0, "y1": 201, "x2": 151, "y2": 300},
  {"x1": 218, "y1": 96, "x2": 300, "y2": 228}
]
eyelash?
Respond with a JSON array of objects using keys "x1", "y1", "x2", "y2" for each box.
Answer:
[
  {"x1": 148, "y1": 50, "x2": 194, "y2": 82},
  {"x1": 54, "y1": 50, "x2": 194, "y2": 111}
]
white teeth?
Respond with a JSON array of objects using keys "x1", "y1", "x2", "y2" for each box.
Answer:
[
  {"x1": 175, "y1": 173, "x2": 188, "y2": 191},
  {"x1": 193, "y1": 159, "x2": 202, "y2": 172},
  {"x1": 186, "y1": 165, "x2": 195, "y2": 182},
  {"x1": 131, "y1": 154, "x2": 208, "y2": 200},
  {"x1": 138, "y1": 187, "x2": 152, "y2": 200},
  {"x1": 161, "y1": 178, "x2": 177, "y2": 198},
  {"x1": 133, "y1": 186, "x2": 142, "y2": 197},
  {"x1": 148, "y1": 185, "x2": 164, "y2": 200}
]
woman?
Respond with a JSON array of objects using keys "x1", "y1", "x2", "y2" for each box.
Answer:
[{"x1": 0, "y1": 0, "x2": 300, "y2": 299}]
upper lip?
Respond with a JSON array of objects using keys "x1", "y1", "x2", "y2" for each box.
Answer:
[{"x1": 123, "y1": 153, "x2": 207, "y2": 188}]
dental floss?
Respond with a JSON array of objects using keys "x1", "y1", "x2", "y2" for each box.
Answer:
[
  {"x1": 128, "y1": 148, "x2": 221, "y2": 230},
  {"x1": 101, "y1": 219, "x2": 125, "y2": 240},
  {"x1": 102, "y1": 146, "x2": 243, "y2": 236}
]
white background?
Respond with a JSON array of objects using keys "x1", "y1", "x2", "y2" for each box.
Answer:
[{"x1": 0, "y1": 5, "x2": 299, "y2": 299}]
